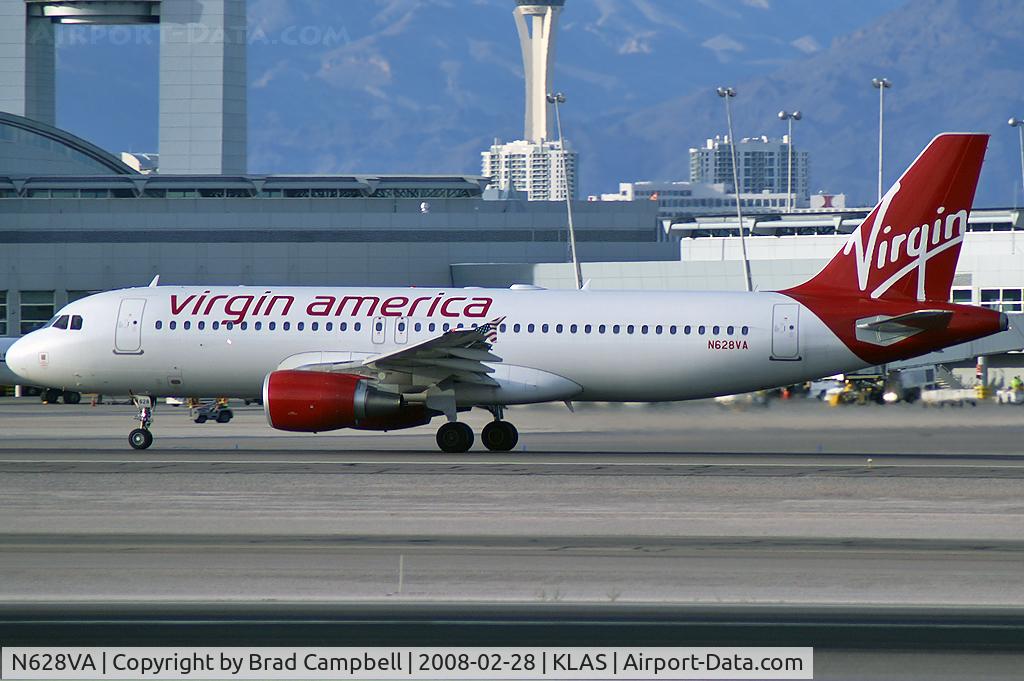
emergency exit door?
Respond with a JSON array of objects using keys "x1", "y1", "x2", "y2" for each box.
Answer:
[
  {"x1": 771, "y1": 303, "x2": 800, "y2": 360},
  {"x1": 114, "y1": 298, "x2": 146, "y2": 354}
]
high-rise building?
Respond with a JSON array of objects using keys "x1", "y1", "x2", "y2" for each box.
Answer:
[
  {"x1": 689, "y1": 135, "x2": 809, "y2": 206},
  {"x1": 482, "y1": 1, "x2": 577, "y2": 201},
  {"x1": 482, "y1": 138, "x2": 576, "y2": 202}
]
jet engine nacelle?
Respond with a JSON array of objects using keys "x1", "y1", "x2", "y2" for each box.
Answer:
[{"x1": 263, "y1": 370, "x2": 405, "y2": 432}]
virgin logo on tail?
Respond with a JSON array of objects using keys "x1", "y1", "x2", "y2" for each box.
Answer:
[
  {"x1": 844, "y1": 182, "x2": 969, "y2": 301},
  {"x1": 786, "y1": 133, "x2": 988, "y2": 303}
]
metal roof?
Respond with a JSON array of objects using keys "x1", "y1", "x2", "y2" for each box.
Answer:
[{"x1": 0, "y1": 112, "x2": 139, "y2": 176}]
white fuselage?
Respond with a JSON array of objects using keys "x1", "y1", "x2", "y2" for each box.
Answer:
[{"x1": 7, "y1": 286, "x2": 867, "y2": 404}]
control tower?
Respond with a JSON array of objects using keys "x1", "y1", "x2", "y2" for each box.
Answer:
[
  {"x1": 0, "y1": 0, "x2": 246, "y2": 174},
  {"x1": 513, "y1": 0, "x2": 565, "y2": 143}
]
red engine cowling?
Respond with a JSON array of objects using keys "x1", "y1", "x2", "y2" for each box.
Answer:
[{"x1": 263, "y1": 370, "x2": 406, "y2": 432}]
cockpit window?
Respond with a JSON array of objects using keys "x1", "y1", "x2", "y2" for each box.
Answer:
[
  {"x1": 52, "y1": 315, "x2": 69, "y2": 330},
  {"x1": 70, "y1": 315, "x2": 83, "y2": 331}
]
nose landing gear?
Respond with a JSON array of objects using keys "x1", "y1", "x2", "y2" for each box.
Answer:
[{"x1": 129, "y1": 395, "x2": 154, "y2": 450}]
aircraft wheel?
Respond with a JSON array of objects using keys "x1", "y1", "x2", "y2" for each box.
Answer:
[
  {"x1": 482, "y1": 420, "x2": 518, "y2": 452},
  {"x1": 63, "y1": 391, "x2": 81, "y2": 405},
  {"x1": 216, "y1": 409, "x2": 233, "y2": 424},
  {"x1": 128, "y1": 428, "x2": 153, "y2": 450},
  {"x1": 42, "y1": 388, "x2": 62, "y2": 404},
  {"x1": 194, "y1": 415, "x2": 208, "y2": 424},
  {"x1": 436, "y1": 422, "x2": 474, "y2": 453}
]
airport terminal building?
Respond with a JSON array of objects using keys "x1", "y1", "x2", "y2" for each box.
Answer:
[{"x1": 0, "y1": 112, "x2": 670, "y2": 335}]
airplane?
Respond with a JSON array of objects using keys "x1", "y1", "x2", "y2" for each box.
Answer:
[{"x1": 4, "y1": 133, "x2": 1007, "y2": 452}]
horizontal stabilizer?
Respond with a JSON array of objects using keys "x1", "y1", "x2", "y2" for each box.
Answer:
[
  {"x1": 856, "y1": 309, "x2": 953, "y2": 334},
  {"x1": 855, "y1": 309, "x2": 953, "y2": 347}
]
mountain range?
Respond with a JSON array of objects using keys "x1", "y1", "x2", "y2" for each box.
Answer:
[{"x1": 54, "y1": 0, "x2": 1024, "y2": 207}]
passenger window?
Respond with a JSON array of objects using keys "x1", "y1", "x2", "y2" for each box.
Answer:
[
  {"x1": 599, "y1": 324, "x2": 606, "y2": 334},
  {"x1": 241, "y1": 322, "x2": 248, "y2": 330},
  {"x1": 627, "y1": 325, "x2": 635, "y2": 334},
  {"x1": 213, "y1": 321, "x2": 220, "y2": 330},
  {"x1": 541, "y1": 324, "x2": 549, "y2": 333},
  {"x1": 698, "y1": 325, "x2": 706, "y2": 334},
  {"x1": 414, "y1": 322, "x2": 422, "y2": 332},
  {"x1": 254, "y1": 321, "x2": 261, "y2": 330},
  {"x1": 326, "y1": 322, "x2": 333, "y2": 331},
  {"x1": 684, "y1": 325, "x2": 691, "y2": 334},
  {"x1": 198, "y1": 321, "x2": 206, "y2": 330},
  {"x1": 670, "y1": 325, "x2": 677, "y2": 335},
  {"x1": 584, "y1": 324, "x2": 592, "y2": 334},
  {"x1": 155, "y1": 320, "x2": 163, "y2": 330},
  {"x1": 656, "y1": 325, "x2": 663, "y2": 335},
  {"x1": 727, "y1": 325, "x2": 734, "y2": 335},
  {"x1": 443, "y1": 323, "x2": 450, "y2": 331},
  {"x1": 712, "y1": 325, "x2": 720, "y2": 334},
  {"x1": 570, "y1": 324, "x2": 577, "y2": 333},
  {"x1": 268, "y1": 322, "x2": 276, "y2": 330},
  {"x1": 641, "y1": 325, "x2": 649, "y2": 334},
  {"x1": 528, "y1": 323, "x2": 535, "y2": 333},
  {"x1": 428, "y1": 323, "x2": 435, "y2": 332},
  {"x1": 556, "y1": 324, "x2": 564, "y2": 333},
  {"x1": 53, "y1": 315, "x2": 69, "y2": 330},
  {"x1": 283, "y1": 322, "x2": 290, "y2": 331},
  {"x1": 170, "y1": 321, "x2": 177, "y2": 330},
  {"x1": 340, "y1": 322, "x2": 348, "y2": 331},
  {"x1": 613, "y1": 325, "x2": 621, "y2": 334},
  {"x1": 513, "y1": 323, "x2": 521, "y2": 333},
  {"x1": 227, "y1": 322, "x2": 236, "y2": 330},
  {"x1": 375, "y1": 321, "x2": 383, "y2": 332},
  {"x1": 742, "y1": 325, "x2": 749, "y2": 335},
  {"x1": 354, "y1": 322, "x2": 362, "y2": 331},
  {"x1": 398, "y1": 321, "x2": 406, "y2": 332},
  {"x1": 311, "y1": 322, "x2": 318, "y2": 331},
  {"x1": 184, "y1": 321, "x2": 191, "y2": 330},
  {"x1": 297, "y1": 322, "x2": 304, "y2": 331}
]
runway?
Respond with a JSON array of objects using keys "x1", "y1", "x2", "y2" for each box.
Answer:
[{"x1": 1, "y1": 398, "x2": 1023, "y2": 676}]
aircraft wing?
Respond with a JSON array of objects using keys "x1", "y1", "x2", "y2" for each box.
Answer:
[{"x1": 295, "y1": 317, "x2": 506, "y2": 388}]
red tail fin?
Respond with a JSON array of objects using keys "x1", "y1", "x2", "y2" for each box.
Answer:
[{"x1": 785, "y1": 133, "x2": 988, "y2": 302}]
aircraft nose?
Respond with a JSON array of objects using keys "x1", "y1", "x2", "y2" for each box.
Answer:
[{"x1": 5, "y1": 335, "x2": 43, "y2": 382}]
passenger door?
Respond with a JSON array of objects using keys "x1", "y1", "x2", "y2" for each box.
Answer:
[{"x1": 114, "y1": 298, "x2": 146, "y2": 354}]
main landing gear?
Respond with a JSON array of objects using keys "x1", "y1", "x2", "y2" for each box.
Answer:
[
  {"x1": 435, "y1": 408, "x2": 519, "y2": 453},
  {"x1": 129, "y1": 395, "x2": 154, "y2": 450},
  {"x1": 40, "y1": 388, "x2": 81, "y2": 404}
]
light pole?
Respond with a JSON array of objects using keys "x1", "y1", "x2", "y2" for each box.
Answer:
[
  {"x1": 872, "y1": 77, "x2": 892, "y2": 203},
  {"x1": 546, "y1": 91, "x2": 582, "y2": 291},
  {"x1": 1010, "y1": 118, "x2": 1024, "y2": 204},
  {"x1": 777, "y1": 110, "x2": 802, "y2": 211},
  {"x1": 716, "y1": 86, "x2": 753, "y2": 293}
]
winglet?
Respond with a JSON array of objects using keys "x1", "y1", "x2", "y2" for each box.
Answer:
[{"x1": 148, "y1": 275, "x2": 161, "y2": 288}]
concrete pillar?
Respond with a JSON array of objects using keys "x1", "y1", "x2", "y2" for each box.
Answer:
[
  {"x1": 0, "y1": 0, "x2": 56, "y2": 125},
  {"x1": 159, "y1": 0, "x2": 246, "y2": 174}
]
